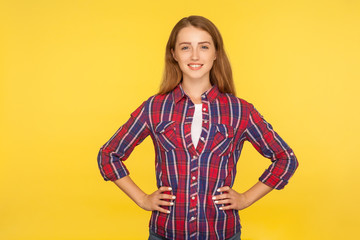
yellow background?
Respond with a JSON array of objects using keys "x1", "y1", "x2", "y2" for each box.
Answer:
[{"x1": 1, "y1": 0, "x2": 359, "y2": 239}]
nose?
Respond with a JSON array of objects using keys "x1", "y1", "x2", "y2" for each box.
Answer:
[{"x1": 191, "y1": 48, "x2": 199, "y2": 60}]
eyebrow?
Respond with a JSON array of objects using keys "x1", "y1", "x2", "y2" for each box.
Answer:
[{"x1": 178, "y1": 41, "x2": 211, "y2": 45}]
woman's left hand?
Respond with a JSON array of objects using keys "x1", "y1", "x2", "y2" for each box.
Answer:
[{"x1": 213, "y1": 186, "x2": 252, "y2": 211}]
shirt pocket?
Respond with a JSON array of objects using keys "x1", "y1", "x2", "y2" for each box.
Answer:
[
  {"x1": 210, "y1": 123, "x2": 235, "y2": 156},
  {"x1": 155, "y1": 120, "x2": 177, "y2": 152}
]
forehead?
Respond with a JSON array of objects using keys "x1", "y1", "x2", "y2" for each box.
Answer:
[{"x1": 176, "y1": 26, "x2": 213, "y2": 44}]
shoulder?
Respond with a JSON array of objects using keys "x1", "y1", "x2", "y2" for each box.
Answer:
[
  {"x1": 218, "y1": 92, "x2": 254, "y2": 111},
  {"x1": 134, "y1": 91, "x2": 173, "y2": 113},
  {"x1": 139, "y1": 88, "x2": 174, "y2": 104}
]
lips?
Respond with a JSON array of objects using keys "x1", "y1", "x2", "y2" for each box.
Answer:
[{"x1": 188, "y1": 63, "x2": 203, "y2": 70}]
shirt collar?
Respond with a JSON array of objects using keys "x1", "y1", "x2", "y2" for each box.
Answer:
[{"x1": 172, "y1": 82, "x2": 220, "y2": 104}]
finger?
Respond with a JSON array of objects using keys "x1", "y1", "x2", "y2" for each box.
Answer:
[
  {"x1": 219, "y1": 204, "x2": 235, "y2": 211},
  {"x1": 159, "y1": 186, "x2": 172, "y2": 192},
  {"x1": 158, "y1": 200, "x2": 174, "y2": 206},
  {"x1": 156, "y1": 206, "x2": 171, "y2": 214},
  {"x1": 217, "y1": 186, "x2": 231, "y2": 192},
  {"x1": 214, "y1": 199, "x2": 231, "y2": 205},
  {"x1": 159, "y1": 194, "x2": 176, "y2": 200},
  {"x1": 213, "y1": 193, "x2": 230, "y2": 200}
]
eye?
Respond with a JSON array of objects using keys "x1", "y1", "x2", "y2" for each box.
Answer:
[
  {"x1": 181, "y1": 46, "x2": 189, "y2": 50},
  {"x1": 201, "y1": 45, "x2": 209, "y2": 49}
]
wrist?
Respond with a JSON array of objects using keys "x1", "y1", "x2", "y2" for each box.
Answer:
[
  {"x1": 243, "y1": 181, "x2": 274, "y2": 207},
  {"x1": 243, "y1": 191, "x2": 256, "y2": 207},
  {"x1": 136, "y1": 192, "x2": 148, "y2": 209}
]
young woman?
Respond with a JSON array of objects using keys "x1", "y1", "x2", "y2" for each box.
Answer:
[{"x1": 97, "y1": 15, "x2": 298, "y2": 240}]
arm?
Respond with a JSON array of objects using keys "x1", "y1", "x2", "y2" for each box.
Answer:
[
  {"x1": 97, "y1": 100, "x2": 175, "y2": 213},
  {"x1": 214, "y1": 181, "x2": 273, "y2": 210},
  {"x1": 97, "y1": 100, "x2": 150, "y2": 181},
  {"x1": 113, "y1": 175, "x2": 175, "y2": 214},
  {"x1": 214, "y1": 103, "x2": 298, "y2": 210},
  {"x1": 245, "y1": 103, "x2": 299, "y2": 190},
  {"x1": 113, "y1": 175, "x2": 147, "y2": 207}
]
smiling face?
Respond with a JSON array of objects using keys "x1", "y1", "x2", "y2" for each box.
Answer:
[{"x1": 171, "y1": 26, "x2": 217, "y2": 83}]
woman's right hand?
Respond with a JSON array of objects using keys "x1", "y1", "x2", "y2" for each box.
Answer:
[{"x1": 138, "y1": 186, "x2": 176, "y2": 214}]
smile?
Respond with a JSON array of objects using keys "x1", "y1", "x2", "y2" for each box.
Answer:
[{"x1": 188, "y1": 64, "x2": 203, "y2": 70}]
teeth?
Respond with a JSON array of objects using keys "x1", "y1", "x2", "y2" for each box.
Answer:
[{"x1": 189, "y1": 64, "x2": 202, "y2": 67}]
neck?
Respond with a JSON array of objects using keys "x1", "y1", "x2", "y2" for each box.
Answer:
[{"x1": 181, "y1": 78, "x2": 212, "y2": 104}]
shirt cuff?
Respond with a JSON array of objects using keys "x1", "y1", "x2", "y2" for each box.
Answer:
[
  {"x1": 259, "y1": 169, "x2": 289, "y2": 190},
  {"x1": 101, "y1": 162, "x2": 130, "y2": 181}
]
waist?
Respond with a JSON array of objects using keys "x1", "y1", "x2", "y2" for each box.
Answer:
[{"x1": 149, "y1": 208, "x2": 241, "y2": 239}]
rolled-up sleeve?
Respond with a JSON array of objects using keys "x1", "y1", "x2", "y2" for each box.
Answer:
[
  {"x1": 244, "y1": 104, "x2": 299, "y2": 190},
  {"x1": 97, "y1": 100, "x2": 150, "y2": 181}
]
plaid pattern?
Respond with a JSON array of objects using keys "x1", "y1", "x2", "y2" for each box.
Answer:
[{"x1": 97, "y1": 83, "x2": 298, "y2": 240}]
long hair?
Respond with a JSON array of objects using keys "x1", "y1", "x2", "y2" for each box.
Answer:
[{"x1": 158, "y1": 15, "x2": 236, "y2": 96}]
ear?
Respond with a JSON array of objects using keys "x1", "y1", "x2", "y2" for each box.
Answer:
[{"x1": 171, "y1": 48, "x2": 177, "y2": 62}]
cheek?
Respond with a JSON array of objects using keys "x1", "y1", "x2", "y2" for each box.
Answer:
[
  {"x1": 176, "y1": 60, "x2": 188, "y2": 72},
  {"x1": 208, "y1": 52, "x2": 216, "y2": 61},
  {"x1": 206, "y1": 59, "x2": 215, "y2": 68},
  {"x1": 177, "y1": 54, "x2": 189, "y2": 62},
  {"x1": 177, "y1": 58, "x2": 190, "y2": 69}
]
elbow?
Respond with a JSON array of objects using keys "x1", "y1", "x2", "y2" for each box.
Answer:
[
  {"x1": 288, "y1": 151, "x2": 299, "y2": 177},
  {"x1": 97, "y1": 147, "x2": 102, "y2": 164},
  {"x1": 294, "y1": 156, "x2": 299, "y2": 171},
  {"x1": 97, "y1": 146, "x2": 129, "y2": 181},
  {"x1": 97, "y1": 147, "x2": 108, "y2": 179},
  {"x1": 97, "y1": 146, "x2": 108, "y2": 166}
]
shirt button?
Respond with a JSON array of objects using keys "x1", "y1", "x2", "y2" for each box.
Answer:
[
  {"x1": 290, "y1": 152, "x2": 294, "y2": 156},
  {"x1": 202, "y1": 95, "x2": 205, "y2": 98},
  {"x1": 190, "y1": 216, "x2": 196, "y2": 221},
  {"x1": 204, "y1": 120, "x2": 208, "y2": 123},
  {"x1": 192, "y1": 155, "x2": 197, "y2": 159},
  {"x1": 192, "y1": 176, "x2": 196, "y2": 180},
  {"x1": 203, "y1": 108, "x2": 207, "y2": 111},
  {"x1": 191, "y1": 196, "x2": 195, "y2": 200},
  {"x1": 200, "y1": 137, "x2": 204, "y2": 141}
]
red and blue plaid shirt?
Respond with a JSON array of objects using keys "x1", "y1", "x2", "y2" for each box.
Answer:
[{"x1": 97, "y1": 82, "x2": 298, "y2": 240}]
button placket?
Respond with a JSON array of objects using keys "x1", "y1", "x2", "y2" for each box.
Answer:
[{"x1": 189, "y1": 154, "x2": 198, "y2": 228}]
